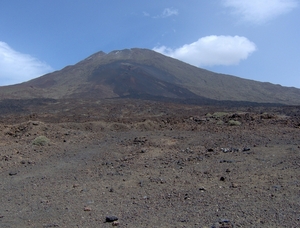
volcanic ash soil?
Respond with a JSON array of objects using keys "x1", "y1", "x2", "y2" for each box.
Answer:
[{"x1": 0, "y1": 100, "x2": 300, "y2": 227}]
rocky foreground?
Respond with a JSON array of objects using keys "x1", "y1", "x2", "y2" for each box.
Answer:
[{"x1": 0, "y1": 99, "x2": 299, "y2": 227}]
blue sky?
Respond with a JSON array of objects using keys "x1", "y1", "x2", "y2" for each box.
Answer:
[{"x1": 0, "y1": 0, "x2": 299, "y2": 88}]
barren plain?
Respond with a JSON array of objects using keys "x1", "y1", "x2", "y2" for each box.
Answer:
[{"x1": 0, "y1": 98, "x2": 299, "y2": 227}]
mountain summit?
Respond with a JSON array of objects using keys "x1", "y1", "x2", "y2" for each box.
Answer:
[{"x1": 1, "y1": 48, "x2": 299, "y2": 105}]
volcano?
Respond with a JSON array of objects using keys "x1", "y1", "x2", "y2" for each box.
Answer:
[{"x1": 0, "y1": 48, "x2": 299, "y2": 105}]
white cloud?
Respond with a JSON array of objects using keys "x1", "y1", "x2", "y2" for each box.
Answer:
[
  {"x1": 223, "y1": 0, "x2": 298, "y2": 24},
  {"x1": 161, "y1": 8, "x2": 178, "y2": 17},
  {"x1": 143, "y1": 11, "x2": 150, "y2": 17},
  {"x1": 0, "y1": 41, "x2": 53, "y2": 86},
  {"x1": 153, "y1": 8, "x2": 178, "y2": 18},
  {"x1": 153, "y1": 35, "x2": 256, "y2": 67}
]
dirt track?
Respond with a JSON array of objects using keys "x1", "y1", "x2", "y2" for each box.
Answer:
[{"x1": 0, "y1": 99, "x2": 300, "y2": 227}]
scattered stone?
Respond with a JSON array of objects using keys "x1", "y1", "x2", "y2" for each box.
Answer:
[
  {"x1": 211, "y1": 219, "x2": 234, "y2": 228},
  {"x1": 83, "y1": 206, "x2": 92, "y2": 211},
  {"x1": 272, "y1": 185, "x2": 282, "y2": 191},
  {"x1": 199, "y1": 187, "x2": 206, "y2": 192},
  {"x1": 220, "y1": 160, "x2": 233, "y2": 163},
  {"x1": 133, "y1": 137, "x2": 147, "y2": 145},
  {"x1": 103, "y1": 161, "x2": 113, "y2": 166},
  {"x1": 230, "y1": 182, "x2": 239, "y2": 188},
  {"x1": 112, "y1": 221, "x2": 119, "y2": 226},
  {"x1": 191, "y1": 116, "x2": 206, "y2": 123},
  {"x1": 184, "y1": 193, "x2": 190, "y2": 200},
  {"x1": 221, "y1": 148, "x2": 231, "y2": 153},
  {"x1": 106, "y1": 216, "x2": 118, "y2": 223},
  {"x1": 221, "y1": 147, "x2": 239, "y2": 153},
  {"x1": 220, "y1": 176, "x2": 225, "y2": 181},
  {"x1": 43, "y1": 223, "x2": 59, "y2": 227},
  {"x1": 232, "y1": 148, "x2": 239, "y2": 152},
  {"x1": 207, "y1": 148, "x2": 214, "y2": 152},
  {"x1": 243, "y1": 147, "x2": 250, "y2": 152},
  {"x1": 31, "y1": 121, "x2": 39, "y2": 126},
  {"x1": 183, "y1": 147, "x2": 194, "y2": 153},
  {"x1": 9, "y1": 171, "x2": 18, "y2": 176}
]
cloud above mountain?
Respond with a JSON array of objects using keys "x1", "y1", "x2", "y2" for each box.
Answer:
[
  {"x1": 160, "y1": 8, "x2": 178, "y2": 18},
  {"x1": 223, "y1": 0, "x2": 298, "y2": 24},
  {"x1": 144, "y1": 7, "x2": 178, "y2": 18},
  {"x1": 0, "y1": 41, "x2": 53, "y2": 86},
  {"x1": 153, "y1": 35, "x2": 256, "y2": 67}
]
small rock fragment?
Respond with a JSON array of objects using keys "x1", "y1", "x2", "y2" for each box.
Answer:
[
  {"x1": 230, "y1": 182, "x2": 239, "y2": 188},
  {"x1": 221, "y1": 148, "x2": 231, "y2": 153},
  {"x1": 112, "y1": 220, "x2": 119, "y2": 226},
  {"x1": 83, "y1": 206, "x2": 92, "y2": 211},
  {"x1": 220, "y1": 160, "x2": 233, "y2": 163},
  {"x1": 43, "y1": 223, "x2": 59, "y2": 227},
  {"x1": 211, "y1": 219, "x2": 234, "y2": 228},
  {"x1": 199, "y1": 187, "x2": 206, "y2": 192},
  {"x1": 9, "y1": 171, "x2": 18, "y2": 176},
  {"x1": 106, "y1": 216, "x2": 118, "y2": 223}
]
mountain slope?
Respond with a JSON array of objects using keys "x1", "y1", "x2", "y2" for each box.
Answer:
[{"x1": 0, "y1": 48, "x2": 299, "y2": 105}]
